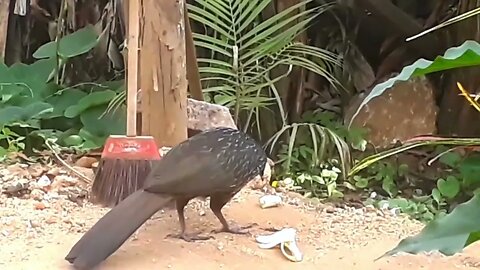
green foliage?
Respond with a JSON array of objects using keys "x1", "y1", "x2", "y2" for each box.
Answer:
[
  {"x1": 430, "y1": 150, "x2": 480, "y2": 203},
  {"x1": 33, "y1": 25, "x2": 100, "y2": 59},
  {"x1": 268, "y1": 122, "x2": 350, "y2": 178},
  {"x1": 0, "y1": 127, "x2": 26, "y2": 159},
  {"x1": 351, "y1": 161, "x2": 408, "y2": 197},
  {"x1": 382, "y1": 193, "x2": 480, "y2": 258},
  {"x1": 0, "y1": 26, "x2": 123, "y2": 157},
  {"x1": 188, "y1": 0, "x2": 340, "y2": 131},
  {"x1": 368, "y1": 197, "x2": 441, "y2": 223},
  {"x1": 189, "y1": 0, "x2": 355, "y2": 199},
  {"x1": 271, "y1": 111, "x2": 368, "y2": 199},
  {"x1": 303, "y1": 111, "x2": 368, "y2": 151},
  {"x1": 349, "y1": 137, "x2": 480, "y2": 177},
  {"x1": 274, "y1": 156, "x2": 344, "y2": 198}
]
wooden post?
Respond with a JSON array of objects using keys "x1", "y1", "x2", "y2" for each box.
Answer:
[
  {"x1": 139, "y1": 0, "x2": 188, "y2": 147},
  {"x1": 184, "y1": 4, "x2": 203, "y2": 101},
  {"x1": 0, "y1": 0, "x2": 10, "y2": 59}
]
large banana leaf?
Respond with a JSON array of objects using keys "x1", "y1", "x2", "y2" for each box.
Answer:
[
  {"x1": 348, "y1": 40, "x2": 480, "y2": 127},
  {"x1": 382, "y1": 193, "x2": 480, "y2": 258}
]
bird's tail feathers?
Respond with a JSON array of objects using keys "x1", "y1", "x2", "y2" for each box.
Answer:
[{"x1": 65, "y1": 190, "x2": 173, "y2": 269}]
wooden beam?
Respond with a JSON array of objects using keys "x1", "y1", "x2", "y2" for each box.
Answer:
[
  {"x1": 184, "y1": 4, "x2": 203, "y2": 101},
  {"x1": 0, "y1": 0, "x2": 10, "y2": 59},
  {"x1": 139, "y1": 0, "x2": 188, "y2": 147}
]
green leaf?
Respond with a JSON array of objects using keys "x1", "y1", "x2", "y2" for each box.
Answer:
[
  {"x1": 437, "y1": 176, "x2": 460, "y2": 199},
  {"x1": 45, "y1": 88, "x2": 88, "y2": 118},
  {"x1": 78, "y1": 128, "x2": 107, "y2": 149},
  {"x1": 23, "y1": 102, "x2": 54, "y2": 119},
  {"x1": 439, "y1": 151, "x2": 462, "y2": 168},
  {"x1": 354, "y1": 177, "x2": 369, "y2": 188},
  {"x1": 0, "y1": 102, "x2": 53, "y2": 126},
  {"x1": 33, "y1": 25, "x2": 100, "y2": 59},
  {"x1": 459, "y1": 155, "x2": 480, "y2": 187},
  {"x1": 63, "y1": 134, "x2": 84, "y2": 146},
  {"x1": 0, "y1": 107, "x2": 24, "y2": 126},
  {"x1": 80, "y1": 105, "x2": 125, "y2": 137},
  {"x1": 388, "y1": 198, "x2": 409, "y2": 209},
  {"x1": 382, "y1": 176, "x2": 397, "y2": 197},
  {"x1": 382, "y1": 194, "x2": 480, "y2": 258},
  {"x1": 64, "y1": 90, "x2": 116, "y2": 118},
  {"x1": 350, "y1": 40, "x2": 480, "y2": 126},
  {"x1": 432, "y1": 188, "x2": 442, "y2": 204}
]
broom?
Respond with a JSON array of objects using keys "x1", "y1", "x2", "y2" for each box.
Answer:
[{"x1": 90, "y1": 0, "x2": 161, "y2": 207}]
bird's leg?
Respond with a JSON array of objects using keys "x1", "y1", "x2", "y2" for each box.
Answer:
[
  {"x1": 166, "y1": 197, "x2": 213, "y2": 242},
  {"x1": 209, "y1": 194, "x2": 257, "y2": 235}
]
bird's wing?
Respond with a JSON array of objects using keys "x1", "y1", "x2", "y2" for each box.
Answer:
[{"x1": 143, "y1": 146, "x2": 234, "y2": 196}]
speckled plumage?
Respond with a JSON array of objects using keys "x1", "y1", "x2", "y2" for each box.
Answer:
[
  {"x1": 65, "y1": 127, "x2": 270, "y2": 270},
  {"x1": 144, "y1": 127, "x2": 268, "y2": 197}
]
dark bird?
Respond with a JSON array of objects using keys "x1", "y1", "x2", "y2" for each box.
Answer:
[{"x1": 65, "y1": 127, "x2": 269, "y2": 269}]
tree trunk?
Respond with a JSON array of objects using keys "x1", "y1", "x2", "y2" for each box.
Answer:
[
  {"x1": 0, "y1": 0, "x2": 11, "y2": 59},
  {"x1": 139, "y1": 0, "x2": 188, "y2": 147}
]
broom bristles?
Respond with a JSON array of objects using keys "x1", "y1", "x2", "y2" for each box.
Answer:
[{"x1": 90, "y1": 158, "x2": 157, "y2": 207}]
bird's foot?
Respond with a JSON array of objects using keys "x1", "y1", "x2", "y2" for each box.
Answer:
[
  {"x1": 212, "y1": 222, "x2": 258, "y2": 235},
  {"x1": 165, "y1": 232, "x2": 213, "y2": 242}
]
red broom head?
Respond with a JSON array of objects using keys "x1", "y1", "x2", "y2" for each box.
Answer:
[
  {"x1": 90, "y1": 135, "x2": 162, "y2": 207},
  {"x1": 102, "y1": 135, "x2": 161, "y2": 160}
]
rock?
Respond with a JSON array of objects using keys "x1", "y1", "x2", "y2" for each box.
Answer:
[
  {"x1": 344, "y1": 75, "x2": 438, "y2": 148},
  {"x1": 53, "y1": 175, "x2": 78, "y2": 188},
  {"x1": 186, "y1": 98, "x2": 237, "y2": 131},
  {"x1": 28, "y1": 164, "x2": 46, "y2": 178},
  {"x1": 67, "y1": 188, "x2": 88, "y2": 204},
  {"x1": 75, "y1": 156, "x2": 98, "y2": 168},
  {"x1": 37, "y1": 175, "x2": 52, "y2": 188},
  {"x1": 34, "y1": 201, "x2": 48, "y2": 210},
  {"x1": 2, "y1": 179, "x2": 29, "y2": 195},
  {"x1": 323, "y1": 205, "x2": 336, "y2": 214},
  {"x1": 45, "y1": 216, "x2": 58, "y2": 224},
  {"x1": 30, "y1": 189, "x2": 45, "y2": 201},
  {"x1": 46, "y1": 167, "x2": 61, "y2": 176}
]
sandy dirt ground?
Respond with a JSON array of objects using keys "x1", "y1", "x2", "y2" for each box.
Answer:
[{"x1": 2, "y1": 185, "x2": 480, "y2": 270}]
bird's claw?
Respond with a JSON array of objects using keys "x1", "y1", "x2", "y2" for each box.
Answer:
[
  {"x1": 212, "y1": 222, "x2": 258, "y2": 235},
  {"x1": 165, "y1": 232, "x2": 214, "y2": 242}
]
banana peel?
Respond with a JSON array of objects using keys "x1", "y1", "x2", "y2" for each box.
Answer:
[{"x1": 255, "y1": 228, "x2": 303, "y2": 262}]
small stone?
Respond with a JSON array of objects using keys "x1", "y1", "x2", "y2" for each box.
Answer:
[
  {"x1": 45, "y1": 216, "x2": 57, "y2": 224},
  {"x1": 46, "y1": 167, "x2": 61, "y2": 176},
  {"x1": 37, "y1": 175, "x2": 52, "y2": 187},
  {"x1": 28, "y1": 164, "x2": 45, "y2": 178},
  {"x1": 2, "y1": 180, "x2": 29, "y2": 195},
  {"x1": 199, "y1": 210, "x2": 206, "y2": 216},
  {"x1": 75, "y1": 156, "x2": 98, "y2": 168},
  {"x1": 54, "y1": 175, "x2": 78, "y2": 187},
  {"x1": 34, "y1": 201, "x2": 48, "y2": 210},
  {"x1": 46, "y1": 192, "x2": 59, "y2": 200},
  {"x1": 324, "y1": 205, "x2": 336, "y2": 214},
  {"x1": 30, "y1": 189, "x2": 45, "y2": 201}
]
